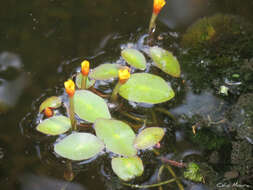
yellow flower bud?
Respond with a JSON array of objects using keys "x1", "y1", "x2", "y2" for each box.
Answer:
[
  {"x1": 44, "y1": 107, "x2": 53, "y2": 117},
  {"x1": 153, "y1": 0, "x2": 166, "y2": 15},
  {"x1": 118, "y1": 69, "x2": 130, "y2": 84},
  {"x1": 81, "y1": 60, "x2": 90, "y2": 76},
  {"x1": 64, "y1": 79, "x2": 75, "y2": 97}
]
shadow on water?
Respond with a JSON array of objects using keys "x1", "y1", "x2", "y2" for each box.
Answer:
[{"x1": 1, "y1": 0, "x2": 253, "y2": 190}]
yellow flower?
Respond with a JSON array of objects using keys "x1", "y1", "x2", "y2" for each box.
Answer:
[
  {"x1": 64, "y1": 79, "x2": 75, "y2": 97},
  {"x1": 153, "y1": 0, "x2": 166, "y2": 15},
  {"x1": 44, "y1": 107, "x2": 53, "y2": 117},
  {"x1": 118, "y1": 68, "x2": 130, "y2": 84},
  {"x1": 81, "y1": 60, "x2": 90, "y2": 76}
]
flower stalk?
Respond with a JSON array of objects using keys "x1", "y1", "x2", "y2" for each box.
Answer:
[
  {"x1": 149, "y1": 0, "x2": 166, "y2": 34},
  {"x1": 81, "y1": 60, "x2": 90, "y2": 89},
  {"x1": 110, "y1": 69, "x2": 130, "y2": 102},
  {"x1": 149, "y1": 13, "x2": 158, "y2": 33},
  {"x1": 64, "y1": 79, "x2": 77, "y2": 131}
]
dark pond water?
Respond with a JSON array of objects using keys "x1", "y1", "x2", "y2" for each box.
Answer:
[{"x1": 1, "y1": 0, "x2": 253, "y2": 190}]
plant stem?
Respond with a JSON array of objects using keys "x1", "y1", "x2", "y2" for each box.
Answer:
[
  {"x1": 81, "y1": 75, "x2": 87, "y2": 89},
  {"x1": 149, "y1": 12, "x2": 157, "y2": 34},
  {"x1": 155, "y1": 107, "x2": 178, "y2": 122},
  {"x1": 160, "y1": 157, "x2": 186, "y2": 168},
  {"x1": 157, "y1": 165, "x2": 165, "y2": 190},
  {"x1": 69, "y1": 96, "x2": 77, "y2": 131},
  {"x1": 166, "y1": 165, "x2": 185, "y2": 190},
  {"x1": 152, "y1": 150, "x2": 184, "y2": 189},
  {"x1": 110, "y1": 81, "x2": 121, "y2": 102},
  {"x1": 60, "y1": 182, "x2": 69, "y2": 190},
  {"x1": 90, "y1": 87, "x2": 109, "y2": 98},
  {"x1": 64, "y1": 161, "x2": 75, "y2": 182},
  {"x1": 119, "y1": 111, "x2": 146, "y2": 123},
  {"x1": 122, "y1": 178, "x2": 176, "y2": 188},
  {"x1": 151, "y1": 108, "x2": 158, "y2": 125}
]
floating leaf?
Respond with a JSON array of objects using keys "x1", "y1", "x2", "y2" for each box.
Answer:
[
  {"x1": 149, "y1": 46, "x2": 181, "y2": 77},
  {"x1": 119, "y1": 73, "x2": 175, "y2": 104},
  {"x1": 89, "y1": 63, "x2": 122, "y2": 80},
  {"x1": 36, "y1": 116, "x2": 71, "y2": 135},
  {"x1": 134, "y1": 127, "x2": 165, "y2": 150},
  {"x1": 39, "y1": 96, "x2": 62, "y2": 113},
  {"x1": 75, "y1": 73, "x2": 95, "y2": 89},
  {"x1": 111, "y1": 156, "x2": 144, "y2": 181},
  {"x1": 94, "y1": 118, "x2": 137, "y2": 157},
  {"x1": 54, "y1": 132, "x2": 104, "y2": 161},
  {"x1": 121, "y1": 48, "x2": 146, "y2": 70},
  {"x1": 74, "y1": 90, "x2": 111, "y2": 123}
]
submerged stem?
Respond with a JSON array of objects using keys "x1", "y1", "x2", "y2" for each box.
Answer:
[
  {"x1": 69, "y1": 96, "x2": 77, "y2": 131},
  {"x1": 157, "y1": 165, "x2": 165, "y2": 190},
  {"x1": 155, "y1": 107, "x2": 178, "y2": 122},
  {"x1": 166, "y1": 165, "x2": 184, "y2": 190},
  {"x1": 122, "y1": 178, "x2": 176, "y2": 188},
  {"x1": 152, "y1": 149, "x2": 184, "y2": 189},
  {"x1": 119, "y1": 111, "x2": 146, "y2": 123},
  {"x1": 151, "y1": 108, "x2": 158, "y2": 125},
  {"x1": 60, "y1": 183, "x2": 69, "y2": 190},
  {"x1": 64, "y1": 161, "x2": 75, "y2": 182}
]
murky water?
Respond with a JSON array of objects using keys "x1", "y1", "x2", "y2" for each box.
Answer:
[{"x1": 1, "y1": 1, "x2": 253, "y2": 190}]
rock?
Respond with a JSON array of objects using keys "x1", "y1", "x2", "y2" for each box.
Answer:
[
  {"x1": 209, "y1": 151, "x2": 219, "y2": 164},
  {"x1": 227, "y1": 93, "x2": 253, "y2": 142},
  {"x1": 180, "y1": 14, "x2": 253, "y2": 93},
  {"x1": 224, "y1": 170, "x2": 239, "y2": 180},
  {"x1": 230, "y1": 140, "x2": 253, "y2": 178},
  {"x1": 186, "y1": 184, "x2": 210, "y2": 190}
]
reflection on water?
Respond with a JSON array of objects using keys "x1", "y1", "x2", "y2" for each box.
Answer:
[
  {"x1": 170, "y1": 87, "x2": 224, "y2": 118},
  {"x1": 159, "y1": 0, "x2": 209, "y2": 29},
  {"x1": 0, "y1": 52, "x2": 27, "y2": 112},
  {"x1": 20, "y1": 174, "x2": 85, "y2": 190}
]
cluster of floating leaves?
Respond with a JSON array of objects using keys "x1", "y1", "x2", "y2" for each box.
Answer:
[{"x1": 35, "y1": 46, "x2": 180, "y2": 181}]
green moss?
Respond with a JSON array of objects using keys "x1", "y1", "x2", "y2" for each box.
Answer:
[
  {"x1": 180, "y1": 14, "x2": 253, "y2": 93},
  {"x1": 227, "y1": 93, "x2": 253, "y2": 141},
  {"x1": 189, "y1": 128, "x2": 229, "y2": 150},
  {"x1": 182, "y1": 14, "x2": 253, "y2": 49}
]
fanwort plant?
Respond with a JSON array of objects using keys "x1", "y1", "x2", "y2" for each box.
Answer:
[
  {"x1": 37, "y1": 45, "x2": 180, "y2": 182},
  {"x1": 34, "y1": 0, "x2": 188, "y2": 188}
]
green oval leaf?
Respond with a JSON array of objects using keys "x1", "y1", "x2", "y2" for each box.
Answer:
[
  {"x1": 36, "y1": 116, "x2": 71, "y2": 135},
  {"x1": 75, "y1": 73, "x2": 95, "y2": 89},
  {"x1": 121, "y1": 48, "x2": 146, "y2": 70},
  {"x1": 94, "y1": 118, "x2": 137, "y2": 157},
  {"x1": 119, "y1": 73, "x2": 175, "y2": 104},
  {"x1": 184, "y1": 162, "x2": 204, "y2": 182},
  {"x1": 134, "y1": 127, "x2": 165, "y2": 150},
  {"x1": 39, "y1": 96, "x2": 62, "y2": 113},
  {"x1": 149, "y1": 46, "x2": 181, "y2": 77},
  {"x1": 111, "y1": 156, "x2": 144, "y2": 181},
  {"x1": 74, "y1": 90, "x2": 111, "y2": 123},
  {"x1": 54, "y1": 132, "x2": 104, "y2": 161},
  {"x1": 89, "y1": 63, "x2": 122, "y2": 80}
]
